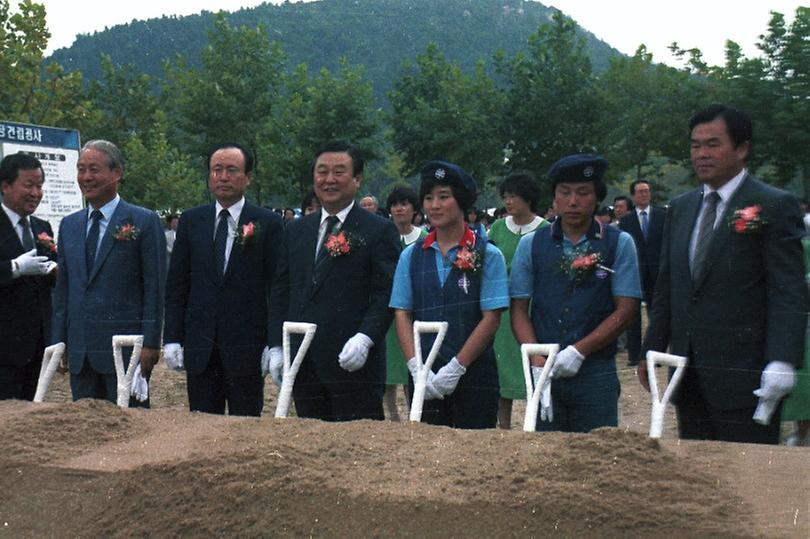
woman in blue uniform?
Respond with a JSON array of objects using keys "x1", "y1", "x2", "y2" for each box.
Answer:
[{"x1": 389, "y1": 161, "x2": 508, "y2": 429}]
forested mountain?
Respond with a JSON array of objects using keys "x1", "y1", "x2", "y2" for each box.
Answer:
[{"x1": 48, "y1": 0, "x2": 620, "y2": 104}]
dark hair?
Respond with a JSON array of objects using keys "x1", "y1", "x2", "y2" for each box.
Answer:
[
  {"x1": 165, "y1": 214, "x2": 179, "y2": 225},
  {"x1": 283, "y1": 207, "x2": 295, "y2": 214},
  {"x1": 613, "y1": 195, "x2": 633, "y2": 211},
  {"x1": 301, "y1": 188, "x2": 320, "y2": 212},
  {"x1": 206, "y1": 142, "x2": 255, "y2": 174},
  {"x1": 629, "y1": 180, "x2": 651, "y2": 195},
  {"x1": 0, "y1": 153, "x2": 43, "y2": 185},
  {"x1": 419, "y1": 176, "x2": 476, "y2": 214},
  {"x1": 312, "y1": 140, "x2": 364, "y2": 177},
  {"x1": 689, "y1": 104, "x2": 753, "y2": 150},
  {"x1": 386, "y1": 185, "x2": 419, "y2": 214},
  {"x1": 499, "y1": 170, "x2": 541, "y2": 214}
]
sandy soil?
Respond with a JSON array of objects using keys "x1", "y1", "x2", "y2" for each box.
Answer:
[{"x1": 0, "y1": 349, "x2": 807, "y2": 538}]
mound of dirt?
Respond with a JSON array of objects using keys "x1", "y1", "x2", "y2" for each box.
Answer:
[{"x1": 0, "y1": 401, "x2": 761, "y2": 538}]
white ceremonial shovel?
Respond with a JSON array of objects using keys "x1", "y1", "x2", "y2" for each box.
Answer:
[
  {"x1": 645, "y1": 350, "x2": 687, "y2": 439},
  {"x1": 33, "y1": 342, "x2": 66, "y2": 402},
  {"x1": 274, "y1": 322, "x2": 317, "y2": 418},
  {"x1": 408, "y1": 321, "x2": 449, "y2": 423},
  {"x1": 112, "y1": 335, "x2": 144, "y2": 408},
  {"x1": 521, "y1": 343, "x2": 560, "y2": 432}
]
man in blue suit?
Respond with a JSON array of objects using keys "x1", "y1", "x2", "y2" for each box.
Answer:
[
  {"x1": 267, "y1": 141, "x2": 400, "y2": 421},
  {"x1": 164, "y1": 142, "x2": 283, "y2": 416},
  {"x1": 52, "y1": 140, "x2": 166, "y2": 404}
]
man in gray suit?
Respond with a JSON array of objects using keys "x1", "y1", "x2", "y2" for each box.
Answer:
[
  {"x1": 52, "y1": 140, "x2": 165, "y2": 404},
  {"x1": 640, "y1": 104, "x2": 807, "y2": 444}
]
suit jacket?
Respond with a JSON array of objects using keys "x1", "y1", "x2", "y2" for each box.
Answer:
[
  {"x1": 268, "y1": 206, "x2": 400, "y2": 387},
  {"x1": 643, "y1": 174, "x2": 807, "y2": 410},
  {"x1": 52, "y1": 198, "x2": 166, "y2": 375},
  {"x1": 164, "y1": 201, "x2": 283, "y2": 376},
  {"x1": 0, "y1": 211, "x2": 56, "y2": 365},
  {"x1": 619, "y1": 205, "x2": 666, "y2": 303}
]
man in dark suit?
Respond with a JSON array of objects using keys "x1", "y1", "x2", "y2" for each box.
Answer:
[
  {"x1": 0, "y1": 153, "x2": 57, "y2": 400},
  {"x1": 164, "y1": 142, "x2": 283, "y2": 416},
  {"x1": 619, "y1": 179, "x2": 665, "y2": 366},
  {"x1": 267, "y1": 140, "x2": 400, "y2": 421},
  {"x1": 52, "y1": 140, "x2": 166, "y2": 404},
  {"x1": 641, "y1": 104, "x2": 807, "y2": 444}
]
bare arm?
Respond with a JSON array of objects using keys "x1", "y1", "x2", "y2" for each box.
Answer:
[
  {"x1": 455, "y1": 309, "x2": 501, "y2": 368},
  {"x1": 575, "y1": 296, "x2": 638, "y2": 356},
  {"x1": 510, "y1": 298, "x2": 544, "y2": 367},
  {"x1": 395, "y1": 309, "x2": 415, "y2": 361}
]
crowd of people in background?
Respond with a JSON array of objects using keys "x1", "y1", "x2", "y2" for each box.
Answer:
[{"x1": 1, "y1": 104, "x2": 808, "y2": 446}]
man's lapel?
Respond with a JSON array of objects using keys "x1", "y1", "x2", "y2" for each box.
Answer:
[
  {"x1": 674, "y1": 190, "x2": 703, "y2": 285},
  {"x1": 0, "y1": 209, "x2": 23, "y2": 256},
  {"x1": 88, "y1": 200, "x2": 126, "y2": 283},
  {"x1": 692, "y1": 174, "x2": 754, "y2": 290},
  {"x1": 223, "y1": 202, "x2": 252, "y2": 282},
  {"x1": 310, "y1": 206, "x2": 357, "y2": 297}
]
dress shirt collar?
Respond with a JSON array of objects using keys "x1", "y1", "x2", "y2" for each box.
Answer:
[
  {"x1": 215, "y1": 197, "x2": 245, "y2": 222},
  {"x1": 320, "y1": 200, "x2": 354, "y2": 226},
  {"x1": 703, "y1": 168, "x2": 747, "y2": 203},
  {"x1": 401, "y1": 226, "x2": 422, "y2": 245},
  {"x1": 504, "y1": 215, "x2": 544, "y2": 235},
  {"x1": 88, "y1": 194, "x2": 120, "y2": 222},
  {"x1": 2, "y1": 202, "x2": 25, "y2": 228},
  {"x1": 635, "y1": 206, "x2": 650, "y2": 217}
]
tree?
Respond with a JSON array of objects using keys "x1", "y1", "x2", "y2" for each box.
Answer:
[
  {"x1": 596, "y1": 45, "x2": 701, "y2": 185},
  {"x1": 163, "y1": 13, "x2": 286, "y2": 204},
  {"x1": 670, "y1": 8, "x2": 810, "y2": 198},
  {"x1": 84, "y1": 55, "x2": 159, "y2": 144},
  {"x1": 388, "y1": 43, "x2": 505, "y2": 184},
  {"x1": 0, "y1": 0, "x2": 94, "y2": 129},
  {"x1": 119, "y1": 110, "x2": 205, "y2": 214},
  {"x1": 276, "y1": 58, "x2": 382, "y2": 198},
  {"x1": 496, "y1": 10, "x2": 600, "y2": 187}
]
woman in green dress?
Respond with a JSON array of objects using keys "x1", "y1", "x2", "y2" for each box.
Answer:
[
  {"x1": 783, "y1": 233, "x2": 810, "y2": 445},
  {"x1": 488, "y1": 171, "x2": 549, "y2": 429},
  {"x1": 384, "y1": 186, "x2": 427, "y2": 421}
]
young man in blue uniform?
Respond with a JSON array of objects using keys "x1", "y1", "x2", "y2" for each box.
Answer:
[
  {"x1": 389, "y1": 161, "x2": 509, "y2": 429},
  {"x1": 510, "y1": 154, "x2": 642, "y2": 432}
]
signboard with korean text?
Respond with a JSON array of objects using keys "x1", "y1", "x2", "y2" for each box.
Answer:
[{"x1": 0, "y1": 120, "x2": 82, "y2": 239}]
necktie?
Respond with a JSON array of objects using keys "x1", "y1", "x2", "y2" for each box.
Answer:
[
  {"x1": 19, "y1": 216, "x2": 34, "y2": 251},
  {"x1": 640, "y1": 210, "x2": 649, "y2": 240},
  {"x1": 85, "y1": 210, "x2": 103, "y2": 273},
  {"x1": 316, "y1": 215, "x2": 340, "y2": 262},
  {"x1": 691, "y1": 191, "x2": 720, "y2": 279},
  {"x1": 214, "y1": 209, "x2": 230, "y2": 278}
]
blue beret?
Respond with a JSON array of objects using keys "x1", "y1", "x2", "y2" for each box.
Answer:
[
  {"x1": 548, "y1": 154, "x2": 608, "y2": 185},
  {"x1": 420, "y1": 160, "x2": 477, "y2": 195}
]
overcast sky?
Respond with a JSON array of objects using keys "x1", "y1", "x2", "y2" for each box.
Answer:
[{"x1": 17, "y1": 0, "x2": 806, "y2": 67}]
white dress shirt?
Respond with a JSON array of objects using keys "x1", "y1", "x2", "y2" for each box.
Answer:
[
  {"x1": 316, "y1": 201, "x2": 355, "y2": 257},
  {"x1": 688, "y1": 168, "x2": 747, "y2": 264}
]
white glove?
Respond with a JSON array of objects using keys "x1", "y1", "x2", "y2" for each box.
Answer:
[
  {"x1": 753, "y1": 361, "x2": 796, "y2": 425},
  {"x1": 163, "y1": 343, "x2": 184, "y2": 372},
  {"x1": 262, "y1": 346, "x2": 283, "y2": 387},
  {"x1": 431, "y1": 357, "x2": 467, "y2": 396},
  {"x1": 406, "y1": 357, "x2": 444, "y2": 400},
  {"x1": 130, "y1": 363, "x2": 149, "y2": 402},
  {"x1": 550, "y1": 345, "x2": 584, "y2": 379},
  {"x1": 531, "y1": 366, "x2": 553, "y2": 422},
  {"x1": 13, "y1": 249, "x2": 48, "y2": 276},
  {"x1": 338, "y1": 333, "x2": 373, "y2": 372}
]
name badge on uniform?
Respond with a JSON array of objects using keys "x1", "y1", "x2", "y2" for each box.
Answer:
[{"x1": 458, "y1": 274, "x2": 470, "y2": 294}]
